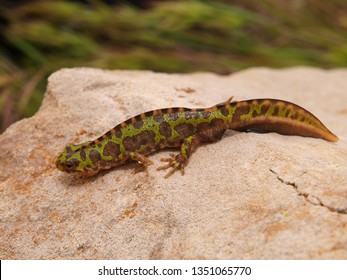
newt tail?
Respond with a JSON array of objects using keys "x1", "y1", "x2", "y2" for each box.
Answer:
[{"x1": 56, "y1": 97, "x2": 338, "y2": 178}]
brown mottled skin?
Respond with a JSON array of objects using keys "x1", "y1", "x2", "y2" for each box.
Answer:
[{"x1": 56, "y1": 97, "x2": 338, "y2": 178}]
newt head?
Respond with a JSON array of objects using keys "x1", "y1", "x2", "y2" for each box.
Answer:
[{"x1": 55, "y1": 141, "x2": 101, "y2": 176}]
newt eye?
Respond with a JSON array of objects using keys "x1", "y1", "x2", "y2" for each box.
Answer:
[
  {"x1": 65, "y1": 162, "x2": 74, "y2": 169},
  {"x1": 63, "y1": 158, "x2": 80, "y2": 172}
]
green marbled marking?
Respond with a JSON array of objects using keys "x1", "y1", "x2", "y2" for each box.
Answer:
[
  {"x1": 265, "y1": 104, "x2": 275, "y2": 117},
  {"x1": 240, "y1": 103, "x2": 263, "y2": 120},
  {"x1": 278, "y1": 104, "x2": 289, "y2": 117}
]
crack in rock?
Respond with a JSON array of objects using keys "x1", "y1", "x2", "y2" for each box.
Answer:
[{"x1": 269, "y1": 169, "x2": 346, "y2": 214}]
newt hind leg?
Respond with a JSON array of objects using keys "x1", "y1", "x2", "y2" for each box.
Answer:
[
  {"x1": 157, "y1": 125, "x2": 227, "y2": 178},
  {"x1": 157, "y1": 135, "x2": 200, "y2": 178}
]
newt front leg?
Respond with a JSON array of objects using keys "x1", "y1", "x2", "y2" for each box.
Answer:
[
  {"x1": 157, "y1": 135, "x2": 200, "y2": 178},
  {"x1": 126, "y1": 151, "x2": 154, "y2": 166},
  {"x1": 123, "y1": 151, "x2": 153, "y2": 174}
]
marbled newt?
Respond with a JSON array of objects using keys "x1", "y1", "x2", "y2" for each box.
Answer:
[{"x1": 56, "y1": 97, "x2": 338, "y2": 178}]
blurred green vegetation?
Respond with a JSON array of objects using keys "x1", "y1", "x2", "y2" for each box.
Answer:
[{"x1": 1, "y1": 0, "x2": 347, "y2": 132}]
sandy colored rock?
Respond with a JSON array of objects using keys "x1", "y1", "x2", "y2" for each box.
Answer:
[{"x1": 0, "y1": 67, "x2": 346, "y2": 259}]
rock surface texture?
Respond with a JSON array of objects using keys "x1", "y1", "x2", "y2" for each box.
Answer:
[{"x1": 1, "y1": 67, "x2": 346, "y2": 259}]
